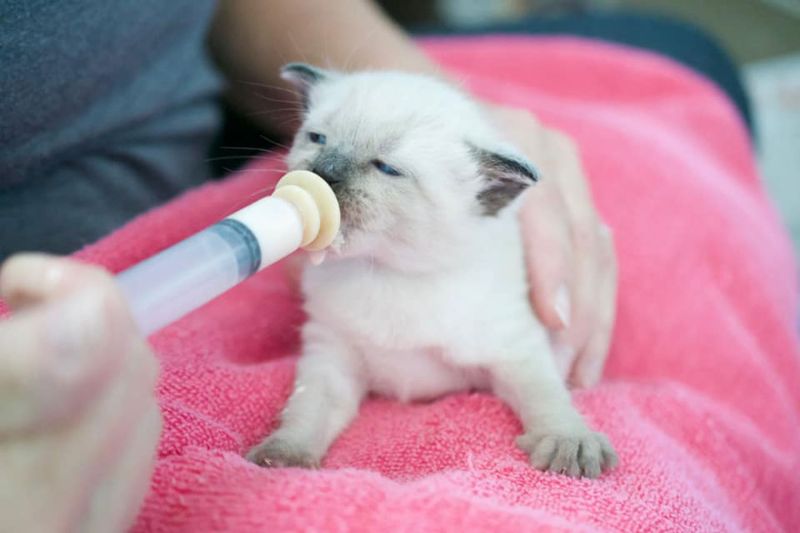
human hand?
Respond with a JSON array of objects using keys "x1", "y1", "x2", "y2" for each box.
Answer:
[
  {"x1": 487, "y1": 105, "x2": 618, "y2": 388},
  {"x1": 0, "y1": 254, "x2": 161, "y2": 533}
]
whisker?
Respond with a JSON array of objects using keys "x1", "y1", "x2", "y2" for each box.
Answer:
[
  {"x1": 252, "y1": 93, "x2": 303, "y2": 106},
  {"x1": 223, "y1": 168, "x2": 288, "y2": 174},
  {"x1": 343, "y1": 28, "x2": 378, "y2": 72},
  {"x1": 262, "y1": 116, "x2": 302, "y2": 129},
  {"x1": 246, "y1": 108, "x2": 302, "y2": 118},
  {"x1": 221, "y1": 184, "x2": 281, "y2": 212},
  {"x1": 287, "y1": 31, "x2": 310, "y2": 65},
  {"x1": 219, "y1": 146, "x2": 275, "y2": 154},
  {"x1": 247, "y1": 104, "x2": 304, "y2": 115},
  {"x1": 232, "y1": 80, "x2": 299, "y2": 95},
  {"x1": 206, "y1": 155, "x2": 267, "y2": 163},
  {"x1": 260, "y1": 135, "x2": 291, "y2": 151},
  {"x1": 250, "y1": 104, "x2": 302, "y2": 114}
]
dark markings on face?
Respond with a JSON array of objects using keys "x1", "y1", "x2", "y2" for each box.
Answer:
[
  {"x1": 335, "y1": 187, "x2": 371, "y2": 228},
  {"x1": 469, "y1": 144, "x2": 539, "y2": 217},
  {"x1": 303, "y1": 149, "x2": 369, "y2": 228},
  {"x1": 310, "y1": 149, "x2": 357, "y2": 185}
]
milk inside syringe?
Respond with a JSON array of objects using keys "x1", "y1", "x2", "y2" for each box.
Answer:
[{"x1": 116, "y1": 171, "x2": 340, "y2": 336}]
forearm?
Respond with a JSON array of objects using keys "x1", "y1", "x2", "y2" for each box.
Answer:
[{"x1": 208, "y1": 0, "x2": 441, "y2": 136}]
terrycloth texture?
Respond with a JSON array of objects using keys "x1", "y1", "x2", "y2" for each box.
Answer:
[{"x1": 8, "y1": 37, "x2": 800, "y2": 531}]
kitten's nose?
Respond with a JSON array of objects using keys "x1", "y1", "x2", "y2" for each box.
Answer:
[
  {"x1": 311, "y1": 166, "x2": 344, "y2": 185},
  {"x1": 310, "y1": 151, "x2": 350, "y2": 185}
]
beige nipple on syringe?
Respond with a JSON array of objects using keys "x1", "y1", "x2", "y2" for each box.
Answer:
[
  {"x1": 272, "y1": 170, "x2": 341, "y2": 265},
  {"x1": 116, "y1": 170, "x2": 340, "y2": 335}
]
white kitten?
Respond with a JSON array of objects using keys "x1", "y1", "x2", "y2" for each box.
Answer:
[{"x1": 247, "y1": 64, "x2": 617, "y2": 477}]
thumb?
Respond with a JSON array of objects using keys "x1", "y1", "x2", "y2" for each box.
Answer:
[
  {"x1": 0, "y1": 254, "x2": 133, "y2": 434},
  {"x1": 518, "y1": 186, "x2": 573, "y2": 331},
  {"x1": 0, "y1": 253, "x2": 113, "y2": 311}
]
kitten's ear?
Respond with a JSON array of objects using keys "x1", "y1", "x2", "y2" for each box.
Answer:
[
  {"x1": 280, "y1": 63, "x2": 333, "y2": 110},
  {"x1": 469, "y1": 143, "x2": 539, "y2": 216}
]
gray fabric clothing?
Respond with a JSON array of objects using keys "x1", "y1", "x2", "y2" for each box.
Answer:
[{"x1": 0, "y1": 0, "x2": 222, "y2": 258}]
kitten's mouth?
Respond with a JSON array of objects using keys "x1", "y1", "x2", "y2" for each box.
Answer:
[
  {"x1": 323, "y1": 208, "x2": 362, "y2": 259},
  {"x1": 328, "y1": 232, "x2": 346, "y2": 254},
  {"x1": 329, "y1": 212, "x2": 356, "y2": 252},
  {"x1": 296, "y1": 173, "x2": 365, "y2": 255},
  {"x1": 329, "y1": 186, "x2": 363, "y2": 231}
]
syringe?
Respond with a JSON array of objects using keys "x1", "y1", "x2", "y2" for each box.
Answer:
[{"x1": 116, "y1": 171, "x2": 339, "y2": 336}]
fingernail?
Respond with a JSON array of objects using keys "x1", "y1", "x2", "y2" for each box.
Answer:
[
  {"x1": 555, "y1": 284, "x2": 571, "y2": 328},
  {"x1": 0, "y1": 254, "x2": 65, "y2": 301},
  {"x1": 47, "y1": 289, "x2": 107, "y2": 381}
]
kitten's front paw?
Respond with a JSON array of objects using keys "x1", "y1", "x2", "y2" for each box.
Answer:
[
  {"x1": 517, "y1": 429, "x2": 617, "y2": 478},
  {"x1": 246, "y1": 436, "x2": 320, "y2": 469}
]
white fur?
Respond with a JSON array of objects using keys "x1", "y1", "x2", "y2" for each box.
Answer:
[{"x1": 247, "y1": 68, "x2": 617, "y2": 477}]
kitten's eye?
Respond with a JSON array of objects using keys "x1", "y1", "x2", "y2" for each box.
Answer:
[
  {"x1": 372, "y1": 159, "x2": 402, "y2": 177},
  {"x1": 308, "y1": 132, "x2": 327, "y2": 145}
]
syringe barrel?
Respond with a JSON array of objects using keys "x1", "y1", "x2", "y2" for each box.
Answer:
[{"x1": 117, "y1": 196, "x2": 303, "y2": 335}]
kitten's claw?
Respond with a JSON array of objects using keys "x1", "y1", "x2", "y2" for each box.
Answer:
[
  {"x1": 246, "y1": 436, "x2": 320, "y2": 469},
  {"x1": 517, "y1": 429, "x2": 617, "y2": 479}
]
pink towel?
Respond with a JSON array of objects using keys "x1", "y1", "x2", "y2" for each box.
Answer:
[{"x1": 16, "y1": 37, "x2": 800, "y2": 531}]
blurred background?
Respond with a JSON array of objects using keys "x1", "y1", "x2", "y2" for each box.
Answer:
[{"x1": 378, "y1": 0, "x2": 800, "y2": 254}]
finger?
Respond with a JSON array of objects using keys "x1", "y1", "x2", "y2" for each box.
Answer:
[
  {"x1": 519, "y1": 182, "x2": 574, "y2": 331},
  {"x1": 0, "y1": 287, "x2": 124, "y2": 435},
  {"x1": 564, "y1": 219, "x2": 603, "y2": 356},
  {"x1": 539, "y1": 131, "x2": 605, "y2": 384},
  {"x1": 0, "y1": 254, "x2": 147, "y2": 435},
  {"x1": 0, "y1": 255, "x2": 150, "y2": 435},
  {"x1": 545, "y1": 131, "x2": 596, "y2": 223},
  {"x1": 549, "y1": 334, "x2": 577, "y2": 381},
  {"x1": 78, "y1": 403, "x2": 161, "y2": 533},
  {"x1": 0, "y1": 254, "x2": 109, "y2": 311},
  {"x1": 3, "y1": 341, "x2": 160, "y2": 532},
  {"x1": 571, "y1": 226, "x2": 618, "y2": 388},
  {"x1": 71, "y1": 347, "x2": 160, "y2": 533}
]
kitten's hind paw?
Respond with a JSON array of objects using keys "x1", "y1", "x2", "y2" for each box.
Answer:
[
  {"x1": 246, "y1": 436, "x2": 320, "y2": 469},
  {"x1": 517, "y1": 429, "x2": 617, "y2": 479}
]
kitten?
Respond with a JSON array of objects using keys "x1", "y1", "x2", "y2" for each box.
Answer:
[{"x1": 247, "y1": 63, "x2": 617, "y2": 478}]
